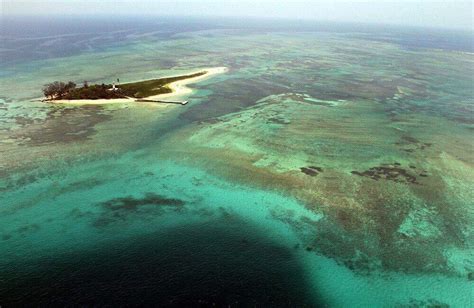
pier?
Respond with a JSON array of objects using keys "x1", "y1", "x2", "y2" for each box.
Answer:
[{"x1": 135, "y1": 99, "x2": 189, "y2": 105}]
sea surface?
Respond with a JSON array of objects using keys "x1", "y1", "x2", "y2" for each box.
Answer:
[{"x1": 0, "y1": 16, "x2": 473, "y2": 306}]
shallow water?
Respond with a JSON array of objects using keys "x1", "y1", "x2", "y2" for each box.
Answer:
[{"x1": 0, "y1": 17, "x2": 473, "y2": 306}]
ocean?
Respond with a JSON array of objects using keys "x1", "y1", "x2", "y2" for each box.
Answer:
[{"x1": 0, "y1": 16, "x2": 473, "y2": 306}]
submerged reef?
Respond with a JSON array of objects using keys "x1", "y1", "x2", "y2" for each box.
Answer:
[
  {"x1": 1, "y1": 29, "x2": 472, "y2": 306},
  {"x1": 93, "y1": 193, "x2": 186, "y2": 227},
  {"x1": 183, "y1": 84, "x2": 473, "y2": 278},
  {"x1": 11, "y1": 106, "x2": 112, "y2": 145},
  {"x1": 351, "y1": 164, "x2": 419, "y2": 184},
  {"x1": 98, "y1": 192, "x2": 185, "y2": 211}
]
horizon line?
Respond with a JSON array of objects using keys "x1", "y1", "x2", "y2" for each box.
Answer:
[{"x1": 1, "y1": 14, "x2": 473, "y2": 33}]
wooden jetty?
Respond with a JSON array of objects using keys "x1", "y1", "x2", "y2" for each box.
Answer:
[{"x1": 135, "y1": 99, "x2": 188, "y2": 105}]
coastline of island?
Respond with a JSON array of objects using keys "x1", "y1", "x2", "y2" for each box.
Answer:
[{"x1": 46, "y1": 67, "x2": 228, "y2": 106}]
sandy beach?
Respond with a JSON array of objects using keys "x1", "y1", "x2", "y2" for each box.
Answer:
[
  {"x1": 148, "y1": 67, "x2": 227, "y2": 100},
  {"x1": 49, "y1": 67, "x2": 228, "y2": 106}
]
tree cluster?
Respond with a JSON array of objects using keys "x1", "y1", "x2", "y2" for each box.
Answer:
[
  {"x1": 42, "y1": 81, "x2": 125, "y2": 100},
  {"x1": 64, "y1": 84, "x2": 125, "y2": 100},
  {"x1": 42, "y1": 81, "x2": 76, "y2": 99}
]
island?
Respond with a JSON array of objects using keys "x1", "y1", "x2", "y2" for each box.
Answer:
[{"x1": 42, "y1": 67, "x2": 227, "y2": 105}]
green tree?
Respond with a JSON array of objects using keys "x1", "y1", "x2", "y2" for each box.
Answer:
[{"x1": 42, "y1": 81, "x2": 76, "y2": 99}]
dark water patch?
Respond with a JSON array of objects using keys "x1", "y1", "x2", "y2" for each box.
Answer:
[
  {"x1": 401, "y1": 298, "x2": 449, "y2": 308},
  {"x1": 419, "y1": 143, "x2": 432, "y2": 150},
  {"x1": 57, "y1": 178, "x2": 104, "y2": 195},
  {"x1": 93, "y1": 193, "x2": 186, "y2": 227},
  {"x1": 267, "y1": 116, "x2": 290, "y2": 125},
  {"x1": 344, "y1": 253, "x2": 372, "y2": 273},
  {"x1": 300, "y1": 166, "x2": 323, "y2": 177},
  {"x1": 351, "y1": 165, "x2": 419, "y2": 184},
  {"x1": 0, "y1": 218, "x2": 321, "y2": 306},
  {"x1": 99, "y1": 192, "x2": 185, "y2": 211},
  {"x1": 401, "y1": 135, "x2": 419, "y2": 144},
  {"x1": 395, "y1": 136, "x2": 434, "y2": 154},
  {"x1": 0, "y1": 173, "x2": 39, "y2": 192},
  {"x1": 191, "y1": 176, "x2": 204, "y2": 186}
]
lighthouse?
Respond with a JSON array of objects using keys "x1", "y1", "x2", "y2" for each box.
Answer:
[{"x1": 111, "y1": 78, "x2": 120, "y2": 91}]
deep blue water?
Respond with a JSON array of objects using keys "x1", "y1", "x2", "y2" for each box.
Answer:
[
  {"x1": 1, "y1": 16, "x2": 472, "y2": 68},
  {"x1": 1, "y1": 218, "x2": 317, "y2": 306}
]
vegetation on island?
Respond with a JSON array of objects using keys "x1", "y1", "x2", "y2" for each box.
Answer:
[
  {"x1": 42, "y1": 81, "x2": 79, "y2": 99},
  {"x1": 43, "y1": 71, "x2": 207, "y2": 100},
  {"x1": 43, "y1": 81, "x2": 126, "y2": 100}
]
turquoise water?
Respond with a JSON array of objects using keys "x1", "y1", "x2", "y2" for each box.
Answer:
[
  {"x1": 1, "y1": 17, "x2": 473, "y2": 306},
  {"x1": 2, "y1": 149, "x2": 470, "y2": 306}
]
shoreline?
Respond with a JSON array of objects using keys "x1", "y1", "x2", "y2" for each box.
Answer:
[{"x1": 48, "y1": 67, "x2": 228, "y2": 106}]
